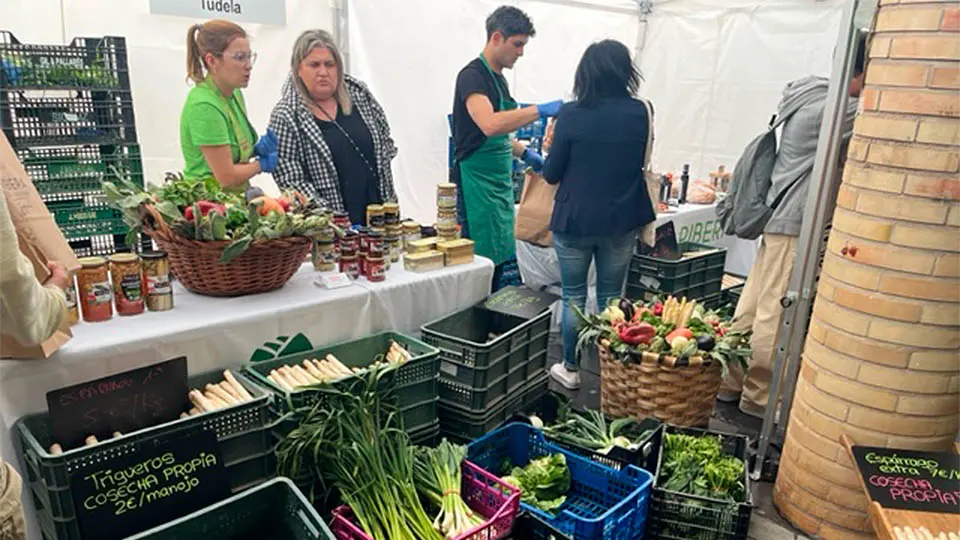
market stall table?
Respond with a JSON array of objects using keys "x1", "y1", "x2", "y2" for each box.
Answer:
[{"x1": 0, "y1": 257, "x2": 494, "y2": 540}]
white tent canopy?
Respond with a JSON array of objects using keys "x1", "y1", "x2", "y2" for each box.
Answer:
[{"x1": 0, "y1": 0, "x2": 875, "y2": 223}]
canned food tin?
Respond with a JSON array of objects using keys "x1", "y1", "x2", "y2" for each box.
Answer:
[
  {"x1": 437, "y1": 183, "x2": 457, "y2": 209},
  {"x1": 383, "y1": 202, "x2": 400, "y2": 226},
  {"x1": 366, "y1": 204, "x2": 385, "y2": 228}
]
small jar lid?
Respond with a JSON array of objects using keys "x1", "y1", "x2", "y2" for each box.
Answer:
[
  {"x1": 367, "y1": 204, "x2": 384, "y2": 212},
  {"x1": 78, "y1": 256, "x2": 107, "y2": 268},
  {"x1": 437, "y1": 183, "x2": 456, "y2": 190},
  {"x1": 108, "y1": 253, "x2": 139, "y2": 264},
  {"x1": 141, "y1": 250, "x2": 167, "y2": 260}
]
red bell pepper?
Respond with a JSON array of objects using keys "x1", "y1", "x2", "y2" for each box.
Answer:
[
  {"x1": 618, "y1": 322, "x2": 656, "y2": 346},
  {"x1": 184, "y1": 201, "x2": 226, "y2": 221}
]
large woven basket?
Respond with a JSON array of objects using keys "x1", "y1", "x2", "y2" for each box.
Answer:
[
  {"x1": 599, "y1": 339, "x2": 721, "y2": 427},
  {"x1": 140, "y1": 205, "x2": 311, "y2": 297}
]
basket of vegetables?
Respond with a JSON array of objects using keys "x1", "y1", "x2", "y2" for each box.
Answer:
[
  {"x1": 104, "y1": 172, "x2": 331, "y2": 297},
  {"x1": 577, "y1": 296, "x2": 751, "y2": 427}
]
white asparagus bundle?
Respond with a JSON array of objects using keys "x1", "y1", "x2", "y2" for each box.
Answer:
[
  {"x1": 894, "y1": 526, "x2": 959, "y2": 540},
  {"x1": 84, "y1": 435, "x2": 98, "y2": 447},
  {"x1": 49, "y1": 443, "x2": 63, "y2": 455},
  {"x1": 266, "y1": 342, "x2": 415, "y2": 391}
]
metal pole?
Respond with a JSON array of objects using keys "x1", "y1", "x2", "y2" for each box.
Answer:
[
  {"x1": 751, "y1": 0, "x2": 861, "y2": 480},
  {"x1": 331, "y1": 0, "x2": 350, "y2": 72}
]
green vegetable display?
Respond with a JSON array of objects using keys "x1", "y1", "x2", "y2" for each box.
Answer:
[
  {"x1": 536, "y1": 405, "x2": 653, "y2": 456},
  {"x1": 659, "y1": 432, "x2": 745, "y2": 502},
  {"x1": 501, "y1": 454, "x2": 572, "y2": 514},
  {"x1": 102, "y1": 170, "x2": 335, "y2": 262},
  {"x1": 412, "y1": 441, "x2": 484, "y2": 539},
  {"x1": 275, "y1": 365, "x2": 441, "y2": 540},
  {"x1": 575, "y1": 295, "x2": 752, "y2": 379}
]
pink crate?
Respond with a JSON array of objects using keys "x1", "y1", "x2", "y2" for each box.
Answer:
[{"x1": 330, "y1": 460, "x2": 520, "y2": 540}]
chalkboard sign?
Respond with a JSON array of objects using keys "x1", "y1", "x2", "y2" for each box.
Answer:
[
  {"x1": 70, "y1": 429, "x2": 229, "y2": 540},
  {"x1": 482, "y1": 286, "x2": 558, "y2": 320},
  {"x1": 851, "y1": 445, "x2": 960, "y2": 514},
  {"x1": 46, "y1": 357, "x2": 189, "y2": 450},
  {"x1": 637, "y1": 221, "x2": 681, "y2": 260}
]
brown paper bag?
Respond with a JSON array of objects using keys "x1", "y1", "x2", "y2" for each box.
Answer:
[
  {"x1": 0, "y1": 133, "x2": 78, "y2": 359},
  {"x1": 515, "y1": 170, "x2": 556, "y2": 247}
]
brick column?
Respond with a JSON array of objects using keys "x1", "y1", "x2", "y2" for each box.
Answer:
[{"x1": 773, "y1": 2, "x2": 959, "y2": 538}]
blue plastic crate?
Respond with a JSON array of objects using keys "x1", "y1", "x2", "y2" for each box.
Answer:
[{"x1": 468, "y1": 422, "x2": 652, "y2": 540}]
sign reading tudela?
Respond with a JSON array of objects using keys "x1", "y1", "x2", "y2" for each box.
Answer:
[
  {"x1": 149, "y1": 0, "x2": 286, "y2": 26},
  {"x1": 70, "y1": 430, "x2": 229, "y2": 539}
]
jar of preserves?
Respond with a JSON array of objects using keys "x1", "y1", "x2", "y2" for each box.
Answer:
[
  {"x1": 403, "y1": 221, "x2": 422, "y2": 250},
  {"x1": 383, "y1": 202, "x2": 400, "y2": 226},
  {"x1": 333, "y1": 211, "x2": 351, "y2": 229},
  {"x1": 341, "y1": 229, "x2": 359, "y2": 253},
  {"x1": 386, "y1": 235, "x2": 401, "y2": 263},
  {"x1": 64, "y1": 276, "x2": 79, "y2": 325},
  {"x1": 77, "y1": 257, "x2": 112, "y2": 322},
  {"x1": 109, "y1": 253, "x2": 145, "y2": 316},
  {"x1": 141, "y1": 251, "x2": 173, "y2": 312},
  {"x1": 366, "y1": 204, "x2": 385, "y2": 228},
  {"x1": 437, "y1": 208, "x2": 457, "y2": 228},
  {"x1": 368, "y1": 230, "x2": 385, "y2": 258},
  {"x1": 340, "y1": 254, "x2": 360, "y2": 279},
  {"x1": 312, "y1": 240, "x2": 337, "y2": 272},
  {"x1": 437, "y1": 183, "x2": 457, "y2": 208},
  {"x1": 366, "y1": 256, "x2": 386, "y2": 282}
]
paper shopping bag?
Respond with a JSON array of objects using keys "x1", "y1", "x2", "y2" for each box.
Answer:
[{"x1": 515, "y1": 170, "x2": 556, "y2": 247}]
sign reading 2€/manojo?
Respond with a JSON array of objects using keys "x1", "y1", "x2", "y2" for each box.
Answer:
[{"x1": 149, "y1": 0, "x2": 286, "y2": 26}]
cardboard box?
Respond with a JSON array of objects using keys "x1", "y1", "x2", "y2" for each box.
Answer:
[{"x1": 0, "y1": 132, "x2": 78, "y2": 359}]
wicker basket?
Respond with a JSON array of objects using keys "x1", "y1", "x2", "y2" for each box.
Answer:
[
  {"x1": 599, "y1": 339, "x2": 721, "y2": 427},
  {"x1": 140, "y1": 205, "x2": 311, "y2": 297}
]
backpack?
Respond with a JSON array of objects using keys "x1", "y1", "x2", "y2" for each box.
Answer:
[{"x1": 716, "y1": 103, "x2": 806, "y2": 240}]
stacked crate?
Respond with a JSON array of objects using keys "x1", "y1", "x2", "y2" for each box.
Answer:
[
  {"x1": 0, "y1": 31, "x2": 147, "y2": 256},
  {"x1": 625, "y1": 242, "x2": 728, "y2": 308}
]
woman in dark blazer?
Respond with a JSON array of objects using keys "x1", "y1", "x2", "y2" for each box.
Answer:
[{"x1": 542, "y1": 39, "x2": 655, "y2": 390}]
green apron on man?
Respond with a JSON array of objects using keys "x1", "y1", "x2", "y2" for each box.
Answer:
[{"x1": 457, "y1": 54, "x2": 517, "y2": 267}]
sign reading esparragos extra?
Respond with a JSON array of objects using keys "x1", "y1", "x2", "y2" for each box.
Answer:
[{"x1": 149, "y1": 0, "x2": 287, "y2": 26}]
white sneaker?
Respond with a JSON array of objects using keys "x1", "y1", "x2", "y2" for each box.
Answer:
[{"x1": 550, "y1": 363, "x2": 581, "y2": 390}]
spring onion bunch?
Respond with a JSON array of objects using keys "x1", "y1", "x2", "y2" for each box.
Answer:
[
  {"x1": 276, "y1": 364, "x2": 441, "y2": 540},
  {"x1": 413, "y1": 440, "x2": 484, "y2": 538}
]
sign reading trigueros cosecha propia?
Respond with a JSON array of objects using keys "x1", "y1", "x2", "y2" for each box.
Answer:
[{"x1": 149, "y1": 0, "x2": 286, "y2": 26}]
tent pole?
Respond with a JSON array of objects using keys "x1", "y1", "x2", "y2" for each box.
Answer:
[
  {"x1": 751, "y1": 0, "x2": 862, "y2": 481},
  {"x1": 333, "y1": 0, "x2": 350, "y2": 72}
]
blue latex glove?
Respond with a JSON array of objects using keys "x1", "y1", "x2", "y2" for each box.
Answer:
[
  {"x1": 253, "y1": 128, "x2": 278, "y2": 158},
  {"x1": 521, "y1": 148, "x2": 544, "y2": 172},
  {"x1": 258, "y1": 152, "x2": 278, "y2": 173},
  {"x1": 536, "y1": 100, "x2": 563, "y2": 117},
  {"x1": 1, "y1": 59, "x2": 21, "y2": 86}
]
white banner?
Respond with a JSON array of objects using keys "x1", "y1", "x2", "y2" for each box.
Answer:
[{"x1": 149, "y1": 0, "x2": 287, "y2": 26}]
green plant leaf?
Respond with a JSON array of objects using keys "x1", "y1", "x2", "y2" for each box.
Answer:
[{"x1": 220, "y1": 235, "x2": 252, "y2": 263}]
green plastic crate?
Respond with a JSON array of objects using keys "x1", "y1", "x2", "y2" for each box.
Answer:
[
  {"x1": 243, "y1": 331, "x2": 438, "y2": 415},
  {"x1": 19, "y1": 144, "x2": 144, "y2": 202},
  {"x1": 626, "y1": 243, "x2": 727, "y2": 302},
  {"x1": 422, "y1": 306, "x2": 550, "y2": 390},
  {"x1": 125, "y1": 477, "x2": 334, "y2": 540},
  {"x1": 47, "y1": 200, "x2": 127, "y2": 239},
  {"x1": 17, "y1": 370, "x2": 276, "y2": 540}
]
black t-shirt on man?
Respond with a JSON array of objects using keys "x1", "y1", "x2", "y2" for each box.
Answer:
[
  {"x1": 451, "y1": 57, "x2": 514, "y2": 163},
  {"x1": 315, "y1": 110, "x2": 381, "y2": 225}
]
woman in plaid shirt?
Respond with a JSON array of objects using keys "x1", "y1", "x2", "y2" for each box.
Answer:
[{"x1": 269, "y1": 30, "x2": 397, "y2": 226}]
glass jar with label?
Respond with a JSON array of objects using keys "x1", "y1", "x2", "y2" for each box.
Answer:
[
  {"x1": 386, "y1": 235, "x2": 401, "y2": 263},
  {"x1": 77, "y1": 257, "x2": 113, "y2": 322},
  {"x1": 64, "y1": 276, "x2": 79, "y2": 325},
  {"x1": 383, "y1": 202, "x2": 400, "y2": 226},
  {"x1": 403, "y1": 221, "x2": 422, "y2": 250},
  {"x1": 437, "y1": 183, "x2": 457, "y2": 209},
  {"x1": 368, "y1": 230, "x2": 385, "y2": 258},
  {"x1": 312, "y1": 240, "x2": 337, "y2": 272},
  {"x1": 141, "y1": 251, "x2": 173, "y2": 312},
  {"x1": 366, "y1": 256, "x2": 386, "y2": 282},
  {"x1": 340, "y1": 254, "x2": 360, "y2": 279},
  {"x1": 109, "y1": 253, "x2": 145, "y2": 316},
  {"x1": 366, "y1": 204, "x2": 385, "y2": 228},
  {"x1": 437, "y1": 208, "x2": 458, "y2": 228}
]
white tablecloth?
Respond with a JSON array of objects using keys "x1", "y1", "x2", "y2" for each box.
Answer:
[{"x1": 0, "y1": 258, "x2": 494, "y2": 540}]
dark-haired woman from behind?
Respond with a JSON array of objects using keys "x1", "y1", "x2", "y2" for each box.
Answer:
[{"x1": 544, "y1": 39, "x2": 655, "y2": 390}]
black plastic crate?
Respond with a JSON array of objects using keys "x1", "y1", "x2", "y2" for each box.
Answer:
[
  {"x1": 18, "y1": 144, "x2": 143, "y2": 203},
  {"x1": 508, "y1": 511, "x2": 573, "y2": 540},
  {"x1": 648, "y1": 425, "x2": 753, "y2": 540},
  {"x1": 438, "y1": 373, "x2": 549, "y2": 444},
  {"x1": 0, "y1": 31, "x2": 128, "y2": 91},
  {"x1": 725, "y1": 284, "x2": 744, "y2": 308},
  {"x1": 439, "y1": 361, "x2": 527, "y2": 411},
  {"x1": 509, "y1": 392, "x2": 663, "y2": 474},
  {"x1": 67, "y1": 232, "x2": 149, "y2": 257},
  {"x1": 16, "y1": 369, "x2": 276, "y2": 540},
  {"x1": 626, "y1": 243, "x2": 726, "y2": 302},
  {"x1": 1, "y1": 93, "x2": 138, "y2": 148},
  {"x1": 423, "y1": 306, "x2": 550, "y2": 390}
]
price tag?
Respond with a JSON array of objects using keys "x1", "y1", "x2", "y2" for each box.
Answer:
[
  {"x1": 440, "y1": 361, "x2": 458, "y2": 377},
  {"x1": 317, "y1": 273, "x2": 354, "y2": 289}
]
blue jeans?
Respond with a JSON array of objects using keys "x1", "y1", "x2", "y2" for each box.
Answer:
[{"x1": 554, "y1": 231, "x2": 636, "y2": 371}]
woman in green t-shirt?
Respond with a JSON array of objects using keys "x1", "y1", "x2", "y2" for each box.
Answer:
[{"x1": 179, "y1": 20, "x2": 277, "y2": 190}]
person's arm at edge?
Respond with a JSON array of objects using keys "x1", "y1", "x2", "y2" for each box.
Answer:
[
  {"x1": 199, "y1": 146, "x2": 262, "y2": 188},
  {"x1": 466, "y1": 93, "x2": 540, "y2": 138},
  {"x1": 0, "y1": 193, "x2": 67, "y2": 346}
]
